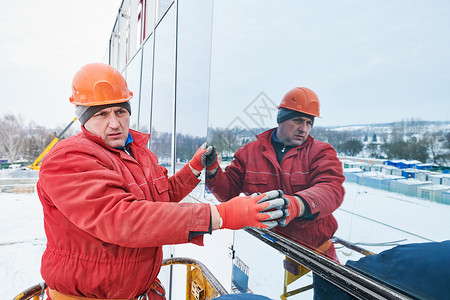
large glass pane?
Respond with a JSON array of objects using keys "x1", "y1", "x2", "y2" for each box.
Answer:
[
  {"x1": 174, "y1": 0, "x2": 214, "y2": 200},
  {"x1": 206, "y1": 1, "x2": 450, "y2": 298},
  {"x1": 124, "y1": 51, "x2": 143, "y2": 130},
  {"x1": 149, "y1": 5, "x2": 175, "y2": 170},
  {"x1": 138, "y1": 36, "x2": 154, "y2": 134},
  {"x1": 144, "y1": 0, "x2": 156, "y2": 41}
]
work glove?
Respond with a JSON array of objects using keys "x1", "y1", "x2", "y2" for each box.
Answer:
[
  {"x1": 277, "y1": 191, "x2": 302, "y2": 227},
  {"x1": 216, "y1": 190, "x2": 286, "y2": 230},
  {"x1": 189, "y1": 143, "x2": 218, "y2": 171},
  {"x1": 205, "y1": 147, "x2": 219, "y2": 170}
]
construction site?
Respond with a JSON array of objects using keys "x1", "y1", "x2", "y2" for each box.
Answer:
[{"x1": 1, "y1": 1, "x2": 450, "y2": 300}]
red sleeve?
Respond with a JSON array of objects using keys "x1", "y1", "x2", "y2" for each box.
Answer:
[
  {"x1": 295, "y1": 143, "x2": 345, "y2": 219},
  {"x1": 206, "y1": 148, "x2": 247, "y2": 202},
  {"x1": 39, "y1": 145, "x2": 211, "y2": 248},
  {"x1": 167, "y1": 163, "x2": 202, "y2": 202}
]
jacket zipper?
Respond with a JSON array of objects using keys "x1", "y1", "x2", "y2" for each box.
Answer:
[{"x1": 123, "y1": 148, "x2": 131, "y2": 156}]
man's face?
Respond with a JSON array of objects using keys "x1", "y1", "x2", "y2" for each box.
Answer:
[
  {"x1": 275, "y1": 116, "x2": 313, "y2": 146},
  {"x1": 84, "y1": 106, "x2": 130, "y2": 148}
]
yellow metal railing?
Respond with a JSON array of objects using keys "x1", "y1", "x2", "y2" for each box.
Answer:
[{"x1": 14, "y1": 257, "x2": 228, "y2": 300}]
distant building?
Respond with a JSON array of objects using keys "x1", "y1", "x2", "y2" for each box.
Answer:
[{"x1": 384, "y1": 160, "x2": 422, "y2": 169}]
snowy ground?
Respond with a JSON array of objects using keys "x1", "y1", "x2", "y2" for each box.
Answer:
[{"x1": 2, "y1": 170, "x2": 450, "y2": 299}]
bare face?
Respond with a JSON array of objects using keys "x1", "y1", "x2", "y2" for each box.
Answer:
[
  {"x1": 84, "y1": 106, "x2": 130, "y2": 148},
  {"x1": 275, "y1": 116, "x2": 313, "y2": 146}
]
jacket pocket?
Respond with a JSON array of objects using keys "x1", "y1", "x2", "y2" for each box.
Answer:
[
  {"x1": 291, "y1": 172, "x2": 308, "y2": 189},
  {"x1": 245, "y1": 171, "x2": 270, "y2": 185},
  {"x1": 153, "y1": 176, "x2": 169, "y2": 194}
]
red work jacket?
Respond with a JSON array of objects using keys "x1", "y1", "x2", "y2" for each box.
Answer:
[
  {"x1": 37, "y1": 127, "x2": 210, "y2": 299},
  {"x1": 207, "y1": 128, "x2": 345, "y2": 249}
]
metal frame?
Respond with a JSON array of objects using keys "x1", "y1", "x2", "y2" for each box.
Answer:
[{"x1": 245, "y1": 228, "x2": 416, "y2": 300}]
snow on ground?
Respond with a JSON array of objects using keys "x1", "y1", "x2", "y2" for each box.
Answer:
[
  {"x1": 0, "y1": 192, "x2": 45, "y2": 298},
  {"x1": 1, "y1": 171, "x2": 450, "y2": 299}
]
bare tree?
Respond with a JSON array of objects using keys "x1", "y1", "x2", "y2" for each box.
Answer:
[
  {"x1": 208, "y1": 127, "x2": 244, "y2": 158},
  {"x1": 382, "y1": 137, "x2": 429, "y2": 162},
  {"x1": 0, "y1": 114, "x2": 27, "y2": 162},
  {"x1": 23, "y1": 122, "x2": 55, "y2": 162},
  {"x1": 176, "y1": 132, "x2": 205, "y2": 162},
  {"x1": 389, "y1": 121, "x2": 405, "y2": 142},
  {"x1": 335, "y1": 138, "x2": 364, "y2": 156},
  {"x1": 0, "y1": 114, "x2": 78, "y2": 164},
  {"x1": 149, "y1": 129, "x2": 172, "y2": 162},
  {"x1": 425, "y1": 132, "x2": 450, "y2": 166},
  {"x1": 365, "y1": 143, "x2": 383, "y2": 159}
]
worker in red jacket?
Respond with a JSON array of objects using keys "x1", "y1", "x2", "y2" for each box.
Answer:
[
  {"x1": 206, "y1": 87, "x2": 345, "y2": 282},
  {"x1": 37, "y1": 63, "x2": 285, "y2": 300}
]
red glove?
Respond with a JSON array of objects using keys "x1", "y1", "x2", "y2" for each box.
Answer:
[
  {"x1": 216, "y1": 191, "x2": 285, "y2": 230},
  {"x1": 278, "y1": 194, "x2": 302, "y2": 227},
  {"x1": 189, "y1": 143, "x2": 218, "y2": 171}
]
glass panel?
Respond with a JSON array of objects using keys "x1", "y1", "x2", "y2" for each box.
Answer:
[
  {"x1": 118, "y1": 0, "x2": 131, "y2": 71},
  {"x1": 144, "y1": 0, "x2": 156, "y2": 40},
  {"x1": 157, "y1": 0, "x2": 174, "y2": 22},
  {"x1": 138, "y1": 36, "x2": 154, "y2": 134},
  {"x1": 109, "y1": 22, "x2": 120, "y2": 68},
  {"x1": 149, "y1": 5, "x2": 175, "y2": 171},
  {"x1": 174, "y1": 0, "x2": 214, "y2": 199},
  {"x1": 206, "y1": 1, "x2": 450, "y2": 298},
  {"x1": 129, "y1": 0, "x2": 141, "y2": 54},
  {"x1": 137, "y1": 0, "x2": 144, "y2": 47},
  {"x1": 124, "y1": 51, "x2": 143, "y2": 130}
]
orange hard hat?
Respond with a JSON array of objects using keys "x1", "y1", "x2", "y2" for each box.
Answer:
[
  {"x1": 278, "y1": 87, "x2": 320, "y2": 118},
  {"x1": 69, "y1": 63, "x2": 133, "y2": 106}
]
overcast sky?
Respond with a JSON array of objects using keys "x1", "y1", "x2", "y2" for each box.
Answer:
[
  {"x1": 0, "y1": 0, "x2": 121, "y2": 129},
  {"x1": 1, "y1": 1, "x2": 449, "y2": 130}
]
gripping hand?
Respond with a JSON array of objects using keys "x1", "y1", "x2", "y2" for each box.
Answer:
[
  {"x1": 216, "y1": 190, "x2": 286, "y2": 230},
  {"x1": 277, "y1": 192, "x2": 302, "y2": 227},
  {"x1": 189, "y1": 143, "x2": 218, "y2": 171}
]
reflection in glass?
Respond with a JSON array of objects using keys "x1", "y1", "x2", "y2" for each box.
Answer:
[
  {"x1": 157, "y1": 0, "x2": 174, "y2": 23},
  {"x1": 206, "y1": 2, "x2": 450, "y2": 298},
  {"x1": 144, "y1": 0, "x2": 156, "y2": 41},
  {"x1": 150, "y1": 5, "x2": 175, "y2": 169},
  {"x1": 109, "y1": 22, "x2": 120, "y2": 69},
  {"x1": 124, "y1": 51, "x2": 143, "y2": 130},
  {"x1": 174, "y1": 0, "x2": 213, "y2": 179},
  {"x1": 118, "y1": 2, "x2": 130, "y2": 71},
  {"x1": 207, "y1": 91, "x2": 278, "y2": 163}
]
